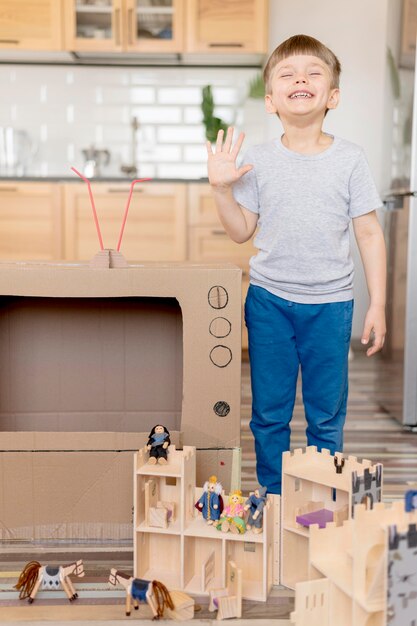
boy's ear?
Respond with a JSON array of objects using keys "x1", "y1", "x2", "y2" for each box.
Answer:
[
  {"x1": 327, "y1": 88, "x2": 340, "y2": 110},
  {"x1": 265, "y1": 93, "x2": 277, "y2": 114}
]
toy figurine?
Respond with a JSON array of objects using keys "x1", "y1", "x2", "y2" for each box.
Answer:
[
  {"x1": 195, "y1": 475, "x2": 223, "y2": 525},
  {"x1": 147, "y1": 425, "x2": 171, "y2": 465},
  {"x1": 244, "y1": 486, "x2": 267, "y2": 534},
  {"x1": 15, "y1": 560, "x2": 84, "y2": 603},
  {"x1": 109, "y1": 568, "x2": 174, "y2": 619},
  {"x1": 216, "y1": 490, "x2": 246, "y2": 534}
]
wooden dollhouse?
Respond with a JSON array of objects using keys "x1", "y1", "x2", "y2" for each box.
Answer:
[{"x1": 133, "y1": 445, "x2": 280, "y2": 602}]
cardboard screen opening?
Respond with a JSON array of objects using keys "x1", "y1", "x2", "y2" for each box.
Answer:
[{"x1": 0, "y1": 296, "x2": 183, "y2": 433}]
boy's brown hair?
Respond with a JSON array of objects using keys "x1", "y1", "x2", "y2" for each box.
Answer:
[{"x1": 263, "y1": 34, "x2": 342, "y2": 94}]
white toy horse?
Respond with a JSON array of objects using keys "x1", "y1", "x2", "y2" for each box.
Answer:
[
  {"x1": 15, "y1": 559, "x2": 85, "y2": 603},
  {"x1": 108, "y1": 568, "x2": 174, "y2": 619}
]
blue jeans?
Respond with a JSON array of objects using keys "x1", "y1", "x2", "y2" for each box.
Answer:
[{"x1": 245, "y1": 284, "x2": 353, "y2": 495}]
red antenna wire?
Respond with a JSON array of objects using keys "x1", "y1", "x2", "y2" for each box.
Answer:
[
  {"x1": 71, "y1": 167, "x2": 151, "y2": 253},
  {"x1": 71, "y1": 167, "x2": 104, "y2": 250},
  {"x1": 116, "y1": 178, "x2": 151, "y2": 252}
]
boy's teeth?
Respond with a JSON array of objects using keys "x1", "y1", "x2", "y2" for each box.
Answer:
[{"x1": 290, "y1": 92, "x2": 312, "y2": 98}]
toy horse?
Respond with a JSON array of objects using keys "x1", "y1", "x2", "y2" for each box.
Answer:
[
  {"x1": 15, "y1": 559, "x2": 85, "y2": 603},
  {"x1": 109, "y1": 568, "x2": 174, "y2": 619}
]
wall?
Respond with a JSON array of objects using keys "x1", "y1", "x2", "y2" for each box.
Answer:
[
  {"x1": 266, "y1": 0, "x2": 390, "y2": 339},
  {"x1": 0, "y1": 64, "x2": 258, "y2": 179}
]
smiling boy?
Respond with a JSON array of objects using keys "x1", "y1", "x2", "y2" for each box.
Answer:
[{"x1": 206, "y1": 34, "x2": 386, "y2": 495}]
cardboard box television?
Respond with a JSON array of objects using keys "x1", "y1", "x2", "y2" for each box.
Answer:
[{"x1": 0, "y1": 261, "x2": 242, "y2": 540}]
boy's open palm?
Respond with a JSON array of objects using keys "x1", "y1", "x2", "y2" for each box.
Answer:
[{"x1": 207, "y1": 127, "x2": 253, "y2": 189}]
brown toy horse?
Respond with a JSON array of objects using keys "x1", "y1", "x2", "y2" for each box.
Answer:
[
  {"x1": 109, "y1": 568, "x2": 174, "y2": 619},
  {"x1": 15, "y1": 559, "x2": 85, "y2": 603}
]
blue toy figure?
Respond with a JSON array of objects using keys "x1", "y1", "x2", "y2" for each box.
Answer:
[
  {"x1": 244, "y1": 486, "x2": 267, "y2": 534},
  {"x1": 195, "y1": 475, "x2": 224, "y2": 525},
  {"x1": 147, "y1": 425, "x2": 170, "y2": 465},
  {"x1": 405, "y1": 489, "x2": 417, "y2": 512}
]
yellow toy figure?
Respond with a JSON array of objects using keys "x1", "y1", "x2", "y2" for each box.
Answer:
[
  {"x1": 195, "y1": 475, "x2": 224, "y2": 525},
  {"x1": 216, "y1": 490, "x2": 246, "y2": 534}
]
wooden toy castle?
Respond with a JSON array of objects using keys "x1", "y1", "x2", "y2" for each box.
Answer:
[{"x1": 130, "y1": 444, "x2": 417, "y2": 625}]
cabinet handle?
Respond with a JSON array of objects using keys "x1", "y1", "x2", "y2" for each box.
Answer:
[
  {"x1": 0, "y1": 186, "x2": 18, "y2": 192},
  {"x1": 128, "y1": 8, "x2": 134, "y2": 45},
  {"x1": 209, "y1": 43, "x2": 244, "y2": 48},
  {"x1": 115, "y1": 8, "x2": 121, "y2": 46},
  {"x1": 0, "y1": 39, "x2": 19, "y2": 44},
  {"x1": 108, "y1": 187, "x2": 144, "y2": 193},
  {"x1": 211, "y1": 229, "x2": 227, "y2": 235}
]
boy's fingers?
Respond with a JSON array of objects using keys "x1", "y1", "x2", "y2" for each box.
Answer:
[
  {"x1": 361, "y1": 322, "x2": 373, "y2": 345},
  {"x1": 223, "y1": 126, "x2": 234, "y2": 152},
  {"x1": 206, "y1": 141, "x2": 213, "y2": 155},
  {"x1": 231, "y1": 132, "x2": 245, "y2": 159},
  {"x1": 366, "y1": 331, "x2": 385, "y2": 357},
  {"x1": 215, "y1": 129, "x2": 224, "y2": 152}
]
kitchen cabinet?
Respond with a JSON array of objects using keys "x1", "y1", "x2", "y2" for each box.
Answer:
[
  {"x1": 125, "y1": 0, "x2": 183, "y2": 53},
  {"x1": 63, "y1": 181, "x2": 187, "y2": 261},
  {"x1": 188, "y1": 183, "x2": 256, "y2": 347},
  {"x1": 184, "y1": 0, "x2": 268, "y2": 54},
  {"x1": 64, "y1": 0, "x2": 183, "y2": 53},
  {"x1": 0, "y1": 0, "x2": 63, "y2": 50},
  {"x1": 64, "y1": 0, "x2": 124, "y2": 52},
  {"x1": 0, "y1": 183, "x2": 63, "y2": 260}
]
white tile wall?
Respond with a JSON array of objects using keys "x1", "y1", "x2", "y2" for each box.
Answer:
[{"x1": 0, "y1": 64, "x2": 260, "y2": 179}]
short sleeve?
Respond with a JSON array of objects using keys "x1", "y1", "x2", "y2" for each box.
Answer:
[
  {"x1": 232, "y1": 150, "x2": 259, "y2": 214},
  {"x1": 349, "y1": 150, "x2": 383, "y2": 218}
]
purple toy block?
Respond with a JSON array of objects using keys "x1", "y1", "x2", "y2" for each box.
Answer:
[{"x1": 296, "y1": 509, "x2": 334, "y2": 528}]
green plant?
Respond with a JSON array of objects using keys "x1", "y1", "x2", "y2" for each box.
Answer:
[
  {"x1": 201, "y1": 85, "x2": 228, "y2": 143},
  {"x1": 248, "y1": 72, "x2": 265, "y2": 99}
]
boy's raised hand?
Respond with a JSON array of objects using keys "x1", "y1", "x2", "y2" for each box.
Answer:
[{"x1": 207, "y1": 127, "x2": 253, "y2": 189}]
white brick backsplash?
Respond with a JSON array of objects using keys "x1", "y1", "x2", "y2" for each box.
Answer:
[
  {"x1": 212, "y1": 87, "x2": 240, "y2": 105},
  {"x1": 130, "y1": 87, "x2": 156, "y2": 104},
  {"x1": 157, "y1": 163, "x2": 207, "y2": 179},
  {"x1": 138, "y1": 145, "x2": 181, "y2": 163},
  {"x1": 0, "y1": 63, "x2": 258, "y2": 178},
  {"x1": 157, "y1": 125, "x2": 205, "y2": 143},
  {"x1": 183, "y1": 145, "x2": 207, "y2": 163},
  {"x1": 40, "y1": 124, "x2": 48, "y2": 142},
  {"x1": 40, "y1": 85, "x2": 48, "y2": 103},
  {"x1": 158, "y1": 87, "x2": 202, "y2": 105},
  {"x1": 183, "y1": 107, "x2": 203, "y2": 124},
  {"x1": 131, "y1": 106, "x2": 181, "y2": 124}
]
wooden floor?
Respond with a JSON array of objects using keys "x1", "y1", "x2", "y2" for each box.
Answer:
[{"x1": 0, "y1": 346, "x2": 415, "y2": 623}]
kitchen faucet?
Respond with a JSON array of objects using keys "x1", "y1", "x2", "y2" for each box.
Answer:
[{"x1": 121, "y1": 116, "x2": 139, "y2": 177}]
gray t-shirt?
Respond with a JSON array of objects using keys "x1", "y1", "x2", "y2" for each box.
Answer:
[{"x1": 233, "y1": 135, "x2": 382, "y2": 304}]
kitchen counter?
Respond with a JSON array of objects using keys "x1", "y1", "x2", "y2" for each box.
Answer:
[{"x1": 0, "y1": 176, "x2": 209, "y2": 183}]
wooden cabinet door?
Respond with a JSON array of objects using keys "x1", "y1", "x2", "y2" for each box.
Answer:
[
  {"x1": 188, "y1": 184, "x2": 256, "y2": 266},
  {"x1": 0, "y1": 183, "x2": 63, "y2": 260},
  {"x1": 124, "y1": 0, "x2": 183, "y2": 53},
  {"x1": 64, "y1": 0, "x2": 123, "y2": 52},
  {"x1": 63, "y1": 182, "x2": 187, "y2": 262},
  {"x1": 185, "y1": 0, "x2": 268, "y2": 54},
  {"x1": 0, "y1": 0, "x2": 63, "y2": 50}
]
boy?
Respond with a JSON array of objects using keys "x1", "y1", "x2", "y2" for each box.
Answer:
[{"x1": 206, "y1": 34, "x2": 386, "y2": 495}]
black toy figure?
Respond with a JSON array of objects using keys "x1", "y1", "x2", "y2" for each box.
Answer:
[{"x1": 147, "y1": 425, "x2": 171, "y2": 465}]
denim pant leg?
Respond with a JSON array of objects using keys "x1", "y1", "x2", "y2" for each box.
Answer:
[
  {"x1": 245, "y1": 285, "x2": 300, "y2": 495},
  {"x1": 294, "y1": 300, "x2": 353, "y2": 454}
]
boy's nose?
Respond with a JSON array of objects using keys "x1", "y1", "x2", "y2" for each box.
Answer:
[{"x1": 295, "y1": 77, "x2": 307, "y2": 83}]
